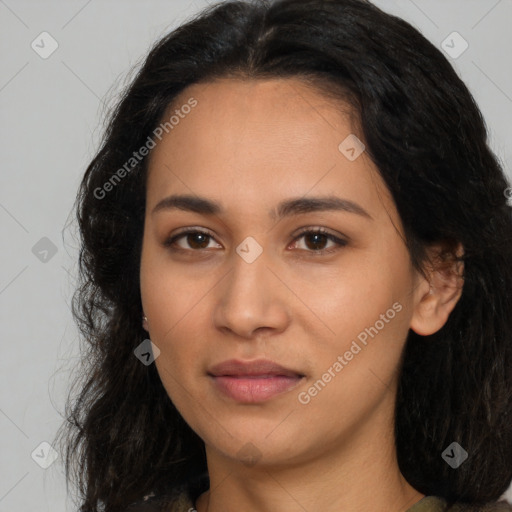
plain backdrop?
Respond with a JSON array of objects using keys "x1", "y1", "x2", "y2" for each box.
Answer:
[{"x1": 0, "y1": 1, "x2": 511, "y2": 510}]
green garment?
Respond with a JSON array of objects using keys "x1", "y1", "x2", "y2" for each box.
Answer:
[
  {"x1": 126, "y1": 491, "x2": 512, "y2": 511},
  {"x1": 409, "y1": 496, "x2": 512, "y2": 511}
]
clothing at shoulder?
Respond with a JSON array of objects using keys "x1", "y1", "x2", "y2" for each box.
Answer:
[
  {"x1": 447, "y1": 501, "x2": 512, "y2": 512},
  {"x1": 124, "y1": 491, "x2": 512, "y2": 512},
  {"x1": 409, "y1": 496, "x2": 512, "y2": 512}
]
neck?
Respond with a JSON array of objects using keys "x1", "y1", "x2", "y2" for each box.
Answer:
[{"x1": 195, "y1": 400, "x2": 424, "y2": 512}]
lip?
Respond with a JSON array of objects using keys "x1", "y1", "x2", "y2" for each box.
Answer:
[{"x1": 208, "y1": 359, "x2": 305, "y2": 403}]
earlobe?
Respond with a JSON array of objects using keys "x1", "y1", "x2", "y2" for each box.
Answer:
[{"x1": 410, "y1": 242, "x2": 464, "y2": 336}]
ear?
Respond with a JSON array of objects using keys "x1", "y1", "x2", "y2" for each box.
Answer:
[{"x1": 410, "y1": 242, "x2": 464, "y2": 336}]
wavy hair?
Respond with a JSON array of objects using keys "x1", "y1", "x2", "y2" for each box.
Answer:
[{"x1": 55, "y1": 0, "x2": 512, "y2": 510}]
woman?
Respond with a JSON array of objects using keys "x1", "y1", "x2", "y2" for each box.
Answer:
[{"x1": 56, "y1": 0, "x2": 512, "y2": 511}]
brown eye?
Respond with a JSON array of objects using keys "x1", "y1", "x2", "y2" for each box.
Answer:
[
  {"x1": 303, "y1": 232, "x2": 329, "y2": 251},
  {"x1": 184, "y1": 232, "x2": 211, "y2": 249},
  {"x1": 164, "y1": 229, "x2": 219, "y2": 251},
  {"x1": 291, "y1": 228, "x2": 347, "y2": 255}
]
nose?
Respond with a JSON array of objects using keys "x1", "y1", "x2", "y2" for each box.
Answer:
[{"x1": 212, "y1": 250, "x2": 291, "y2": 340}]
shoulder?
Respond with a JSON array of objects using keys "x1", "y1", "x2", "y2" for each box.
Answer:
[
  {"x1": 407, "y1": 496, "x2": 512, "y2": 512},
  {"x1": 124, "y1": 492, "x2": 512, "y2": 512},
  {"x1": 124, "y1": 489, "x2": 195, "y2": 512},
  {"x1": 447, "y1": 501, "x2": 512, "y2": 512}
]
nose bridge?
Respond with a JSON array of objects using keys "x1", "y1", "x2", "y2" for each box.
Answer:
[
  {"x1": 229, "y1": 244, "x2": 270, "y2": 298},
  {"x1": 212, "y1": 244, "x2": 289, "y2": 338}
]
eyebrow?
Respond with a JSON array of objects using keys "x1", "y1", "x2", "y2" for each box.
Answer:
[{"x1": 151, "y1": 194, "x2": 372, "y2": 220}]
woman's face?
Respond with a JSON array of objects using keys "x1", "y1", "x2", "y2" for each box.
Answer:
[{"x1": 140, "y1": 77, "x2": 425, "y2": 467}]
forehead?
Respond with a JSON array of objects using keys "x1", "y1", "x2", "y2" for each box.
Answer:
[
  {"x1": 151, "y1": 77, "x2": 355, "y2": 154},
  {"x1": 145, "y1": 77, "x2": 393, "y2": 221}
]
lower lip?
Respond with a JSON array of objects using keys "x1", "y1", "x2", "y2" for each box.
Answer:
[{"x1": 211, "y1": 375, "x2": 303, "y2": 403}]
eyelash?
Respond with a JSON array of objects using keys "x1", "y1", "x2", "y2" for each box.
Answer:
[{"x1": 163, "y1": 227, "x2": 347, "y2": 256}]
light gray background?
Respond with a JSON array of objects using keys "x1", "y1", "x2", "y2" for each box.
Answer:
[{"x1": 0, "y1": 1, "x2": 511, "y2": 510}]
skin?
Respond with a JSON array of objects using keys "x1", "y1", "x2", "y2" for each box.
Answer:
[{"x1": 139, "y1": 77, "x2": 463, "y2": 512}]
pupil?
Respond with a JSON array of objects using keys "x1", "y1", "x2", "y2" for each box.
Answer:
[
  {"x1": 189, "y1": 233, "x2": 209, "y2": 249},
  {"x1": 306, "y1": 233, "x2": 327, "y2": 250}
]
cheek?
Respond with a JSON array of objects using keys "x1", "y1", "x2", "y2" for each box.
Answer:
[
  {"x1": 151, "y1": 311, "x2": 210, "y2": 421},
  {"x1": 140, "y1": 243, "x2": 208, "y2": 340},
  {"x1": 295, "y1": 297, "x2": 409, "y2": 434},
  {"x1": 140, "y1": 253, "x2": 207, "y2": 384},
  {"x1": 294, "y1": 251, "x2": 408, "y2": 334},
  {"x1": 296, "y1": 249, "x2": 413, "y2": 383}
]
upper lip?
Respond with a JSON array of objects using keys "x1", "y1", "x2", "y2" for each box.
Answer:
[{"x1": 208, "y1": 359, "x2": 304, "y2": 378}]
